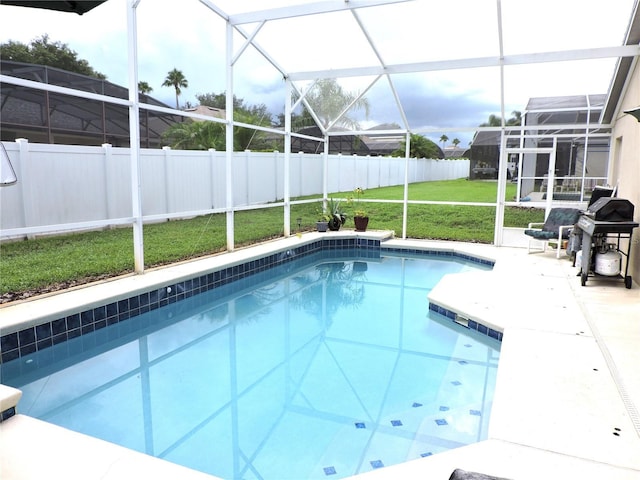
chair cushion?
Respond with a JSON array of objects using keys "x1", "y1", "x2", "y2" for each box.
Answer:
[
  {"x1": 524, "y1": 229, "x2": 558, "y2": 240},
  {"x1": 543, "y1": 208, "x2": 581, "y2": 235}
]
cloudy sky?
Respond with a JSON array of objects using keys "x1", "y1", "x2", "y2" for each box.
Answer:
[{"x1": 0, "y1": 0, "x2": 635, "y2": 145}]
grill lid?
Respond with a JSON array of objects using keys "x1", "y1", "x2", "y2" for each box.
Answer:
[{"x1": 586, "y1": 198, "x2": 635, "y2": 222}]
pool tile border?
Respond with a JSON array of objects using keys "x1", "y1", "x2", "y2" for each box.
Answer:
[
  {"x1": 382, "y1": 246, "x2": 501, "y2": 343},
  {"x1": 381, "y1": 247, "x2": 495, "y2": 268},
  {"x1": 1, "y1": 239, "x2": 498, "y2": 363},
  {"x1": 428, "y1": 302, "x2": 503, "y2": 342},
  {"x1": 0, "y1": 238, "x2": 379, "y2": 363}
]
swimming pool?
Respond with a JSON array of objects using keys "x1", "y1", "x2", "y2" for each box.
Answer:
[{"x1": 1, "y1": 249, "x2": 500, "y2": 479}]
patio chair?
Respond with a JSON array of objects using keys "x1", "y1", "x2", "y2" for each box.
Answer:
[{"x1": 524, "y1": 207, "x2": 582, "y2": 258}]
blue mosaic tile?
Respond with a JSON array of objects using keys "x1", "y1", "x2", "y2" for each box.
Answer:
[
  {"x1": 51, "y1": 318, "x2": 67, "y2": 335},
  {"x1": 1, "y1": 349, "x2": 20, "y2": 363},
  {"x1": 94, "y1": 306, "x2": 107, "y2": 321},
  {"x1": 18, "y1": 328, "x2": 36, "y2": 346},
  {"x1": 470, "y1": 410, "x2": 482, "y2": 416},
  {"x1": 37, "y1": 338, "x2": 53, "y2": 350},
  {"x1": 1, "y1": 332, "x2": 18, "y2": 351},
  {"x1": 412, "y1": 402, "x2": 423, "y2": 408},
  {"x1": 451, "y1": 380, "x2": 462, "y2": 386},
  {"x1": 370, "y1": 460, "x2": 384, "y2": 469},
  {"x1": 435, "y1": 419, "x2": 448, "y2": 426},
  {"x1": 391, "y1": 420, "x2": 403, "y2": 427},
  {"x1": 323, "y1": 466, "x2": 336, "y2": 476},
  {"x1": 458, "y1": 360, "x2": 468, "y2": 365},
  {"x1": 420, "y1": 452, "x2": 433, "y2": 457},
  {"x1": 35, "y1": 323, "x2": 52, "y2": 340},
  {"x1": 439, "y1": 406, "x2": 449, "y2": 411},
  {"x1": 80, "y1": 310, "x2": 94, "y2": 326},
  {"x1": 355, "y1": 422, "x2": 366, "y2": 429}
]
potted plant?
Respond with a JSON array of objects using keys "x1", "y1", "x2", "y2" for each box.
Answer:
[
  {"x1": 316, "y1": 211, "x2": 330, "y2": 232},
  {"x1": 326, "y1": 197, "x2": 346, "y2": 231},
  {"x1": 350, "y1": 187, "x2": 369, "y2": 232}
]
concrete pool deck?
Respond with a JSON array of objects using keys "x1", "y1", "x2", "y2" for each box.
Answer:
[{"x1": 1, "y1": 233, "x2": 639, "y2": 479}]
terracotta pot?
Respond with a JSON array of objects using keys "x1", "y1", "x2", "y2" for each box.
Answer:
[{"x1": 354, "y1": 216, "x2": 369, "y2": 232}]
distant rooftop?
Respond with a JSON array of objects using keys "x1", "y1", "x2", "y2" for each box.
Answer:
[{"x1": 526, "y1": 94, "x2": 606, "y2": 111}]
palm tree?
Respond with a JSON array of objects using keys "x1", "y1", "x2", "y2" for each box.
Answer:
[
  {"x1": 303, "y1": 78, "x2": 370, "y2": 129},
  {"x1": 138, "y1": 81, "x2": 153, "y2": 95},
  {"x1": 439, "y1": 134, "x2": 449, "y2": 149},
  {"x1": 162, "y1": 68, "x2": 188, "y2": 109},
  {"x1": 507, "y1": 110, "x2": 522, "y2": 126},
  {"x1": 452, "y1": 138, "x2": 460, "y2": 148}
]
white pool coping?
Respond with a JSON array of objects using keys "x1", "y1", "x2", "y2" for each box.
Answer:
[{"x1": 2, "y1": 234, "x2": 639, "y2": 479}]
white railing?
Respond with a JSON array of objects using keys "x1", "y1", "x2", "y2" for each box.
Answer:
[{"x1": 0, "y1": 140, "x2": 469, "y2": 239}]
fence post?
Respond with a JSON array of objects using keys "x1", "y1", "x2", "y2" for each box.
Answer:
[
  {"x1": 102, "y1": 143, "x2": 115, "y2": 224},
  {"x1": 15, "y1": 139, "x2": 35, "y2": 239},
  {"x1": 163, "y1": 146, "x2": 172, "y2": 214},
  {"x1": 245, "y1": 149, "x2": 251, "y2": 205},
  {"x1": 208, "y1": 148, "x2": 216, "y2": 210}
]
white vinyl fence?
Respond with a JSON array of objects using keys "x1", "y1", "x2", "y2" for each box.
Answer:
[{"x1": 0, "y1": 140, "x2": 469, "y2": 238}]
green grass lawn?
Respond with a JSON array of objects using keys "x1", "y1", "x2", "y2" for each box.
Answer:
[{"x1": 0, "y1": 180, "x2": 544, "y2": 300}]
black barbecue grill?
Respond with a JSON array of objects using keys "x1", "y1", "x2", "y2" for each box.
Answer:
[{"x1": 575, "y1": 198, "x2": 638, "y2": 288}]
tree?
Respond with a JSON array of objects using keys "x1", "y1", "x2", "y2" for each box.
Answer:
[
  {"x1": 162, "y1": 120, "x2": 224, "y2": 150},
  {"x1": 452, "y1": 138, "x2": 460, "y2": 148},
  {"x1": 301, "y1": 79, "x2": 370, "y2": 129},
  {"x1": 393, "y1": 134, "x2": 442, "y2": 159},
  {"x1": 439, "y1": 134, "x2": 449, "y2": 149},
  {"x1": 162, "y1": 109, "x2": 273, "y2": 151},
  {"x1": 507, "y1": 110, "x2": 522, "y2": 126},
  {"x1": 138, "y1": 81, "x2": 153, "y2": 95},
  {"x1": 0, "y1": 34, "x2": 106, "y2": 79},
  {"x1": 162, "y1": 68, "x2": 188, "y2": 109},
  {"x1": 480, "y1": 111, "x2": 522, "y2": 127},
  {"x1": 275, "y1": 109, "x2": 315, "y2": 131}
]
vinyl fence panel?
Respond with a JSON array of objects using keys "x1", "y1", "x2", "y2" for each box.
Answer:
[{"x1": 0, "y1": 140, "x2": 469, "y2": 239}]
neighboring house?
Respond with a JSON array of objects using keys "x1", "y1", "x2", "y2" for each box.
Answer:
[
  {"x1": 468, "y1": 95, "x2": 608, "y2": 192},
  {"x1": 184, "y1": 105, "x2": 225, "y2": 120},
  {"x1": 290, "y1": 126, "x2": 371, "y2": 155},
  {"x1": 361, "y1": 123, "x2": 404, "y2": 156},
  {"x1": 0, "y1": 60, "x2": 180, "y2": 148},
  {"x1": 443, "y1": 146, "x2": 467, "y2": 159},
  {"x1": 601, "y1": 1, "x2": 640, "y2": 281}
]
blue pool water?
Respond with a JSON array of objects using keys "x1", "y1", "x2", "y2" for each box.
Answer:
[{"x1": 2, "y1": 252, "x2": 500, "y2": 479}]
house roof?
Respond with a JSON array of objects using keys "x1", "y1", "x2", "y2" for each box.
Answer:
[
  {"x1": 526, "y1": 95, "x2": 606, "y2": 111},
  {"x1": 602, "y1": 1, "x2": 640, "y2": 123}
]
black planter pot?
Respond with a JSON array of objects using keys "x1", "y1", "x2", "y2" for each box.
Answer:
[{"x1": 328, "y1": 216, "x2": 342, "y2": 231}]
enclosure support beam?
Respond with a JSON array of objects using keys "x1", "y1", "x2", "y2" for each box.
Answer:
[
  {"x1": 494, "y1": 0, "x2": 506, "y2": 247},
  {"x1": 494, "y1": 131, "x2": 508, "y2": 246},
  {"x1": 401, "y1": 132, "x2": 410, "y2": 239},
  {"x1": 225, "y1": 22, "x2": 235, "y2": 252},
  {"x1": 283, "y1": 79, "x2": 292, "y2": 237},
  {"x1": 127, "y1": 0, "x2": 144, "y2": 273}
]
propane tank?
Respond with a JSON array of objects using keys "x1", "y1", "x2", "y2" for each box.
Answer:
[{"x1": 595, "y1": 244, "x2": 621, "y2": 276}]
